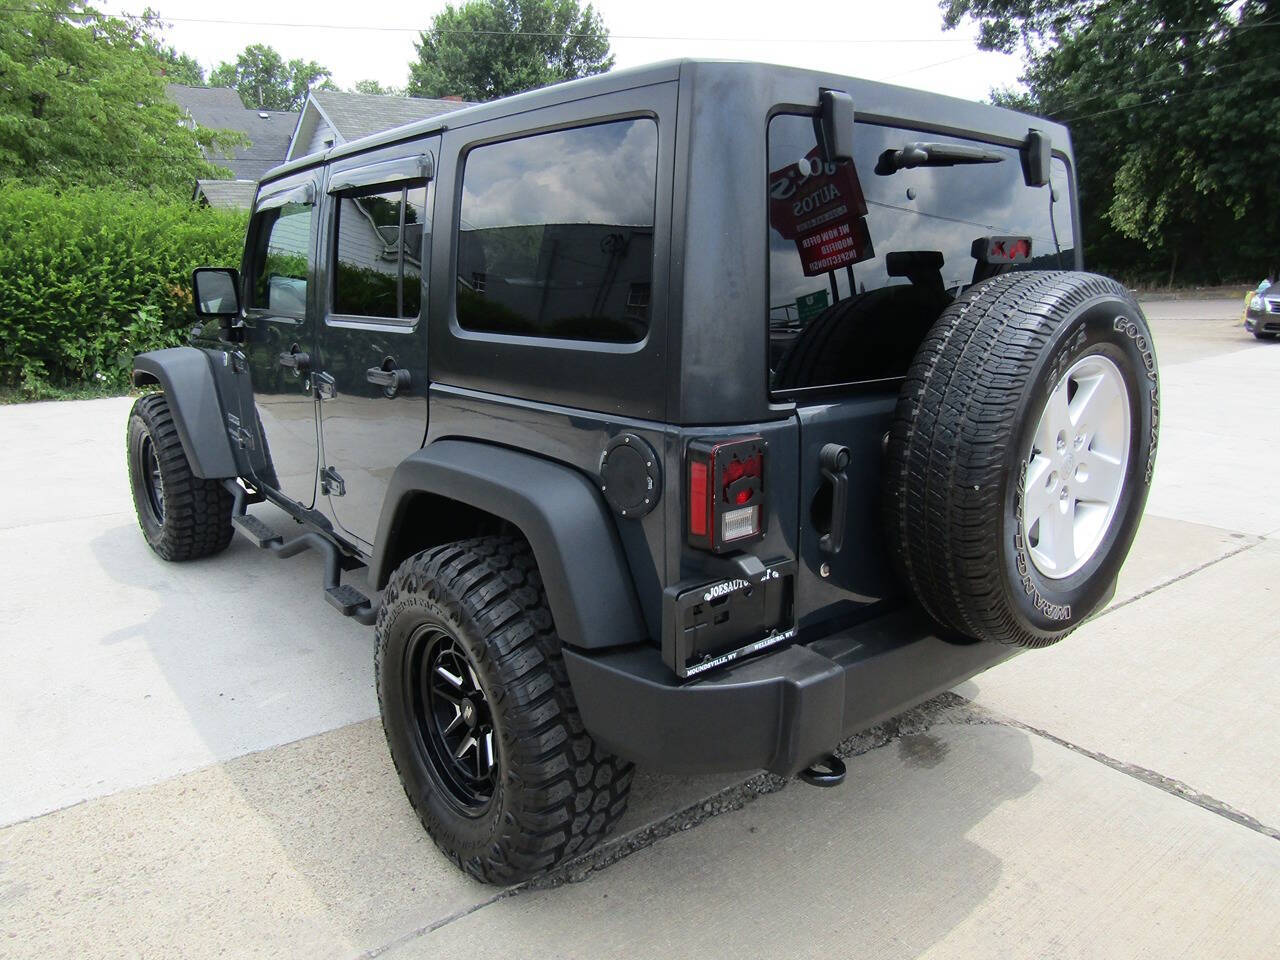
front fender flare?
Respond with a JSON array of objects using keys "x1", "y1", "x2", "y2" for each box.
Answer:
[
  {"x1": 132, "y1": 347, "x2": 238, "y2": 480},
  {"x1": 372, "y1": 440, "x2": 648, "y2": 651}
]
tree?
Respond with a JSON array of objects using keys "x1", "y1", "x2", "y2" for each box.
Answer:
[
  {"x1": 351, "y1": 79, "x2": 404, "y2": 96},
  {"x1": 210, "y1": 44, "x2": 334, "y2": 111},
  {"x1": 150, "y1": 45, "x2": 205, "y2": 86},
  {"x1": 0, "y1": 1, "x2": 237, "y2": 193},
  {"x1": 133, "y1": 8, "x2": 205, "y2": 85},
  {"x1": 408, "y1": 0, "x2": 613, "y2": 101},
  {"x1": 942, "y1": 0, "x2": 1280, "y2": 285}
]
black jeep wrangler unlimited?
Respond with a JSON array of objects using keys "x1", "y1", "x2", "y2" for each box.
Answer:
[{"x1": 126, "y1": 61, "x2": 1159, "y2": 883}]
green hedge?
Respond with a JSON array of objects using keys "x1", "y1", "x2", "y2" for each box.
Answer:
[{"x1": 0, "y1": 183, "x2": 247, "y2": 396}]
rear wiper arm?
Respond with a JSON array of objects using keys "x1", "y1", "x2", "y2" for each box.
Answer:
[{"x1": 875, "y1": 141, "x2": 1005, "y2": 175}]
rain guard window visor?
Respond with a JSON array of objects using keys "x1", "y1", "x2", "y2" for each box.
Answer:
[{"x1": 767, "y1": 114, "x2": 1075, "y2": 395}]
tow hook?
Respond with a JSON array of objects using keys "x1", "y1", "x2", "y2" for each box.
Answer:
[{"x1": 799, "y1": 753, "x2": 847, "y2": 787}]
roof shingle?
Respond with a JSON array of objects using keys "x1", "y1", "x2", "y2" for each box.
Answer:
[
  {"x1": 193, "y1": 179, "x2": 259, "y2": 209},
  {"x1": 310, "y1": 90, "x2": 474, "y2": 143},
  {"x1": 166, "y1": 84, "x2": 299, "y2": 180}
]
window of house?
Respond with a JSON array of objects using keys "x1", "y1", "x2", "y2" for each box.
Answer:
[
  {"x1": 333, "y1": 183, "x2": 429, "y2": 320},
  {"x1": 456, "y1": 118, "x2": 659, "y2": 343},
  {"x1": 248, "y1": 201, "x2": 313, "y2": 315}
]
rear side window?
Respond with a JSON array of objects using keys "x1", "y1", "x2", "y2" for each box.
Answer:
[
  {"x1": 456, "y1": 118, "x2": 658, "y2": 343},
  {"x1": 248, "y1": 202, "x2": 313, "y2": 315},
  {"x1": 333, "y1": 183, "x2": 430, "y2": 320},
  {"x1": 767, "y1": 115, "x2": 1075, "y2": 394}
]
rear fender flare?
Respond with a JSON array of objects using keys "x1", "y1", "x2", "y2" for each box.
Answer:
[
  {"x1": 132, "y1": 347, "x2": 238, "y2": 480},
  {"x1": 372, "y1": 440, "x2": 649, "y2": 651}
]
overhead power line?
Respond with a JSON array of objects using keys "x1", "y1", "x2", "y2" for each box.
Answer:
[
  {"x1": 1063, "y1": 68, "x2": 1280, "y2": 123},
  {"x1": 5, "y1": 4, "x2": 1277, "y2": 45},
  {"x1": 1049, "y1": 50, "x2": 1278, "y2": 117}
]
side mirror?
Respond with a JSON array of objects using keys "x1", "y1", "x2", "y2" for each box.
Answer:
[
  {"x1": 819, "y1": 89, "x2": 855, "y2": 163},
  {"x1": 192, "y1": 267, "x2": 241, "y2": 318}
]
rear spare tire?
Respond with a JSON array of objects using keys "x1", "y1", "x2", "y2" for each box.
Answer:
[{"x1": 883, "y1": 271, "x2": 1159, "y2": 647}]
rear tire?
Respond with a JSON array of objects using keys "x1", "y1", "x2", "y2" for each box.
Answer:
[
  {"x1": 127, "y1": 393, "x2": 234, "y2": 561},
  {"x1": 883, "y1": 271, "x2": 1159, "y2": 647},
  {"x1": 376, "y1": 535, "x2": 633, "y2": 884}
]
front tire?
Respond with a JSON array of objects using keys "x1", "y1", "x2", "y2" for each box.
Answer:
[
  {"x1": 376, "y1": 536, "x2": 633, "y2": 884},
  {"x1": 127, "y1": 393, "x2": 234, "y2": 561}
]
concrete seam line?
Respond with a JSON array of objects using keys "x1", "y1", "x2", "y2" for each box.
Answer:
[
  {"x1": 356, "y1": 891, "x2": 516, "y2": 959},
  {"x1": 1091, "y1": 534, "x2": 1262, "y2": 622},
  {"x1": 957, "y1": 698, "x2": 1280, "y2": 843}
]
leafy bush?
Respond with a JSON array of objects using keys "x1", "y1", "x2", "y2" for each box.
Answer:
[{"x1": 0, "y1": 183, "x2": 247, "y2": 396}]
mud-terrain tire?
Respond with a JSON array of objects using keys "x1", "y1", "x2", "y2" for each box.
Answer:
[
  {"x1": 127, "y1": 393, "x2": 234, "y2": 561},
  {"x1": 884, "y1": 271, "x2": 1160, "y2": 648},
  {"x1": 376, "y1": 535, "x2": 633, "y2": 884}
]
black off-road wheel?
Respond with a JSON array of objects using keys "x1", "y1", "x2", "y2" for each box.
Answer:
[
  {"x1": 376, "y1": 535, "x2": 634, "y2": 884},
  {"x1": 127, "y1": 393, "x2": 234, "y2": 561},
  {"x1": 884, "y1": 271, "x2": 1160, "y2": 648}
]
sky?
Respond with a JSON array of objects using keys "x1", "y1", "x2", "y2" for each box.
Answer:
[{"x1": 98, "y1": 0, "x2": 1026, "y2": 104}]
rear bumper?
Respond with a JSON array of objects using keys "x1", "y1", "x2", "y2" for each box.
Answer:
[{"x1": 563, "y1": 605, "x2": 1018, "y2": 777}]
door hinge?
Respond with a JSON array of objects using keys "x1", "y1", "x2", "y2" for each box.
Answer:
[
  {"x1": 313, "y1": 371, "x2": 337, "y2": 400},
  {"x1": 321, "y1": 465, "x2": 346, "y2": 497}
]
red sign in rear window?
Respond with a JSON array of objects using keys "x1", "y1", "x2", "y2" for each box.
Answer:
[{"x1": 769, "y1": 148, "x2": 874, "y2": 276}]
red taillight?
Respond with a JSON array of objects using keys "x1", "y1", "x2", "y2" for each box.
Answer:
[
  {"x1": 687, "y1": 436, "x2": 767, "y2": 552},
  {"x1": 689, "y1": 461, "x2": 709, "y2": 537}
]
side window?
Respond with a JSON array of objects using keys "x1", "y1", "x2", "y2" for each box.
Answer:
[
  {"x1": 248, "y1": 201, "x2": 313, "y2": 315},
  {"x1": 333, "y1": 182, "x2": 430, "y2": 320},
  {"x1": 456, "y1": 118, "x2": 658, "y2": 343}
]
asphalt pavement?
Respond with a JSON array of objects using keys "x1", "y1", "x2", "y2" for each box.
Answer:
[{"x1": 1, "y1": 298, "x2": 1276, "y2": 959}]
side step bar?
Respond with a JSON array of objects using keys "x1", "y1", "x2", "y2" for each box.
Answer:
[{"x1": 225, "y1": 480, "x2": 378, "y2": 626}]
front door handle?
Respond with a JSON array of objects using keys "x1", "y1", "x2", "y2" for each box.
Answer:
[
  {"x1": 278, "y1": 348, "x2": 310, "y2": 373},
  {"x1": 818, "y1": 443, "x2": 851, "y2": 555},
  {"x1": 366, "y1": 363, "x2": 411, "y2": 398}
]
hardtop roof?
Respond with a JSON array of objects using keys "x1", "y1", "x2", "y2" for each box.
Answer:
[{"x1": 256, "y1": 59, "x2": 1071, "y2": 188}]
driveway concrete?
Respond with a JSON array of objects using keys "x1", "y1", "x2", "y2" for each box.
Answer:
[{"x1": 1, "y1": 303, "x2": 1276, "y2": 958}]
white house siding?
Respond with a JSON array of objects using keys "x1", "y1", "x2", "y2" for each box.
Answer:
[{"x1": 304, "y1": 121, "x2": 337, "y2": 158}]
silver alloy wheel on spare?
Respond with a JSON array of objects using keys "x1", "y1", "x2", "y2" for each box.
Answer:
[{"x1": 1022, "y1": 354, "x2": 1132, "y2": 579}]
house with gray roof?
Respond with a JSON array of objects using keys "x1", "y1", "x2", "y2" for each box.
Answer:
[
  {"x1": 285, "y1": 90, "x2": 474, "y2": 163},
  {"x1": 167, "y1": 84, "x2": 475, "y2": 207},
  {"x1": 167, "y1": 83, "x2": 299, "y2": 182}
]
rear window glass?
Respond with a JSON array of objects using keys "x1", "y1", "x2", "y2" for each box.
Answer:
[
  {"x1": 333, "y1": 183, "x2": 429, "y2": 320},
  {"x1": 767, "y1": 114, "x2": 1075, "y2": 393},
  {"x1": 456, "y1": 118, "x2": 658, "y2": 343}
]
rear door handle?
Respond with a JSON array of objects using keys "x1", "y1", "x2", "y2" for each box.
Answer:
[
  {"x1": 818, "y1": 443, "x2": 851, "y2": 555},
  {"x1": 366, "y1": 364, "x2": 411, "y2": 398}
]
